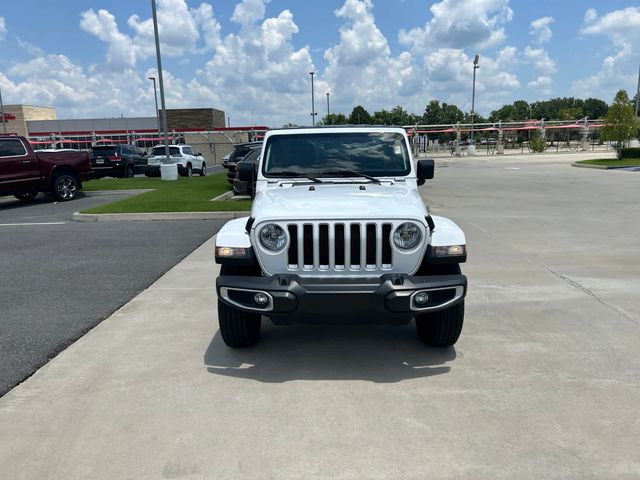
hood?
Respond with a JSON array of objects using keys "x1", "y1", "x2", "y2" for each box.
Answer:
[{"x1": 251, "y1": 182, "x2": 427, "y2": 222}]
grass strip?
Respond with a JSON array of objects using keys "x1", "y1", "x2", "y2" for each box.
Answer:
[
  {"x1": 575, "y1": 158, "x2": 640, "y2": 167},
  {"x1": 81, "y1": 173, "x2": 252, "y2": 213}
]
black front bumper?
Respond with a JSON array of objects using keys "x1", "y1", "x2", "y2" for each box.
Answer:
[{"x1": 216, "y1": 273, "x2": 467, "y2": 325}]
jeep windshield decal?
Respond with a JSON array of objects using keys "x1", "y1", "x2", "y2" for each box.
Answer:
[{"x1": 262, "y1": 132, "x2": 411, "y2": 179}]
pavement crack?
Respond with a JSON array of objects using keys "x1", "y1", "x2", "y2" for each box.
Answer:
[
  {"x1": 465, "y1": 219, "x2": 639, "y2": 328},
  {"x1": 543, "y1": 267, "x2": 639, "y2": 327}
]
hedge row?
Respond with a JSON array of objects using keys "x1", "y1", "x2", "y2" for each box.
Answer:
[{"x1": 619, "y1": 148, "x2": 640, "y2": 159}]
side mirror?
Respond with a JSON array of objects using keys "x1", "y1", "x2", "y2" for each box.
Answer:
[
  {"x1": 416, "y1": 159, "x2": 434, "y2": 186},
  {"x1": 238, "y1": 161, "x2": 256, "y2": 183}
]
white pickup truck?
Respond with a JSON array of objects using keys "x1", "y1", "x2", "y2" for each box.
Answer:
[{"x1": 214, "y1": 126, "x2": 467, "y2": 348}]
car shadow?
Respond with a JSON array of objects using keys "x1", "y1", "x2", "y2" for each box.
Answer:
[
  {"x1": 204, "y1": 322, "x2": 456, "y2": 383},
  {"x1": 0, "y1": 195, "x2": 53, "y2": 210}
]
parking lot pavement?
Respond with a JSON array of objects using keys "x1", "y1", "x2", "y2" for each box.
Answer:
[
  {"x1": 0, "y1": 192, "x2": 226, "y2": 396},
  {"x1": 1, "y1": 155, "x2": 639, "y2": 479}
]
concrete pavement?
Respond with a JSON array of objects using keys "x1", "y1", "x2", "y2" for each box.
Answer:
[{"x1": 1, "y1": 152, "x2": 639, "y2": 479}]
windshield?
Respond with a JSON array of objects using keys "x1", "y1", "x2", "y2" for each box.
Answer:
[
  {"x1": 262, "y1": 132, "x2": 411, "y2": 178},
  {"x1": 150, "y1": 146, "x2": 181, "y2": 157}
]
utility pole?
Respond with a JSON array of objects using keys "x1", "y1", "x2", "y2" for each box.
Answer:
[
  {"x1": 148, "y1": 77, "x2": 160, "y2": 136},
  {"x1": 310, "y1": 72, "x2": 316, "y2": 126},
  {"x1": 0, "y1": 87, "x2": 7, "y2": 134},
  {"x1": 635, "y1": 63, "x2": 640, "y2": 118},
  {"x1": 327, "y1": 92, "x2": 330, "y2": 119},
  {"x1": 151, "y1": 0, "x2": 172, "y2": 178},
  {"x1": 470, "y1": 54, "x2": 479, "y2": 143}
]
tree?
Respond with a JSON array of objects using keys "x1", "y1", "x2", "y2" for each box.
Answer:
[
  {"x1": 601, "y1": 89, "x2": 637, "y2": 151},
  {"x1": 422, "y1": 100, "x2": 443, "y2": 124},
  {"x1": 322, "y1": 113, "x2": 347, "y2": 125},
  {"x1": 558, "y1": 107, "x2": 584, "y2": 120},
  {"x1": 583, "y1": 98, "x2": 608, "y2": 119},
  {"x1": 348, "y1": 105, "x2": 371, "y2": 125},
  {"x1": 371, "y1": 109, "x2": 391, "y2": 125}
]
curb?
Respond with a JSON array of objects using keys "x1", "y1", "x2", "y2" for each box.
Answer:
[
  {"x1": 72, "y1": 211, "x2": 251, "y2": 222},
  {"x1": 572, "y1": 163, "x2": 610, "y2": 169},
  {"x1": 210, "y1": 191, "x2": 234, "y2": 201},
  {"x1": 82, "y1": 189, "x2": 154, "y2": 196}
]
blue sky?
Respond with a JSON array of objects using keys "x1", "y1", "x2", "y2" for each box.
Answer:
[{"x1": 1, "y1": 0, "x2": 639, "y2": 126}]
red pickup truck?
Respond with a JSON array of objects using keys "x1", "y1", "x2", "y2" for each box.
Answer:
[{"x1": 0, "y1": 135, "x2": 91, "y2": 202}]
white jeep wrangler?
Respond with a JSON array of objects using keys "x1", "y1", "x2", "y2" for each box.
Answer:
[{"x1": 215, "y1": 126, "x2": 467, "y2": 348}]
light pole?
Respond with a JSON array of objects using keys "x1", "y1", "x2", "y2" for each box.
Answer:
[
  {"x1": 148, "y1": 76, "x2": 160, "y2": 136},
  {"x1": 470, "y1": 54, "x2": 479, "y2": 143},
  {"x1": 326, "y1": 92, "x2": 330, "y2": 120},
  {"x1": 310, "y1": 72, "x2": 316, "y2": 126},
  {"x1": 635, "y1": 63, "x2": 640, "y2": 118},
  {"x1": 151, "y1": 0, "x2": 172, "y2": 178},
  {"x1": 0, "y1": 86, "x2": 6, "y2": 134}
]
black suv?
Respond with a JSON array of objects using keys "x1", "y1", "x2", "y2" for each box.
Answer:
[
  {"x1": 90, "y1": 144, "x2": 148, "y2": 178},
  {"x1": 224, "y1": 141, "x2": 262, "y2": 184}
]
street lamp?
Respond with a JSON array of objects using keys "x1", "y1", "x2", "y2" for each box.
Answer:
[
  {"x1": 326, "y1": 92, "x2": 330, "y2": 120},
  {"x1": 148, "y1": 76, "x2": 160, "y2": 135},
  {"x1": 0, "y1": 86, "x2": 7, "y2": 134},
  {"x1": 635, "y1": 63, "x2": 640, "y2": 118},
  {"x1": 309, "y1": 72, "x2": 317, "y2": 126},
  {"x1": 470, "y1": 54, "x2": 479, "y2": 144},
  {"x1": 151, "y1": 0, "x2": 172, "y2": 179}
]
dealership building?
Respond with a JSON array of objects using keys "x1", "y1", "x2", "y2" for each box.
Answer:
[{"x1": 0, "y1": 105, "x2": 267, "y2": 164}]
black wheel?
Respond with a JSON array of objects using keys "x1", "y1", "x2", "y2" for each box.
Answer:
[
  {"x1": 51, "y1": 173, "x2": 79, "y2": 201},
  {"x1": 415, "y1": 301, "x2": 464, "y2": 347},
  {"x1": 186, "y1": 164, "x2": 192, "y2": 177},
  {"x1": 200, "y1": 162, "x2": 207, "y2": 176},
  {"x1": 14, "y1": 191, "x2": 38, "y2": 202},
  {"x1": 218, "y1": 300, "x2": 261, "y2": 348},
  {"x1": 123, "y1": 164, "x2": 134, "y2": 178}
]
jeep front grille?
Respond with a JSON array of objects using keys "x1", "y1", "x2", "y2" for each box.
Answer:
[{"x1": 286, "y1": 222, "x2": 393, "y2": 271}]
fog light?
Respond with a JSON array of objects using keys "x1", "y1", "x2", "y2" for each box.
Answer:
[
  {"x1": 254, "y1": 293, "x2": 269, "y2": 305},
  {"x1": 414, "y1": 291, "x2": 430, "y2": 306}
]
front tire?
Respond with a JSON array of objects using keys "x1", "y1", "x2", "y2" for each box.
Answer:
[
  {"x1": 51, "y1": 173, "x2": 79, "y2": 201},
  {"x1": 14, "y1": 191, "x2": 38, "y2": 202},
  {"x1": 123, "y1": 164, "x2": 134, "y2": 178},
  {"x1": 415, "y1": 301, "x2": 464, "y2": 347},
  {"x1": 199, "y1": 162, "x2": 207, "y2": 176},
  {"x1": 218, "y1": 300, "x2": 261, "y2": 348}
]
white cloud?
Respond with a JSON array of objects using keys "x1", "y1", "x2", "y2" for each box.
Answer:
[
  {"x1": 573, "y1": 7, "x2": 640, "y2": 98},
  {"x1": 523, "y1": 46, "x2": 556, "y2": 75},
  {"x1": 399, "y1": 0, "x2": 513, "y2": 52},
  {"x1": 80, "y1": 9, "x2": 136, "y2": 70},
  {"x1": 0, "y1": 17, "x2": 6, "y2": 41},
  {"x1": 529, "y1": 16, "x2": 554, "y2": 44},
  {"x1": 322, "y1": 0, "x2": 419, "y2": 114},
  {"x1": 528, "y1": 76, "x2": 552, "y2": 95}
]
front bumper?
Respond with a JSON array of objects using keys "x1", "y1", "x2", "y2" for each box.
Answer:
[{"x1": 216, "y1": 273, "x2": 467, "y2": 325}]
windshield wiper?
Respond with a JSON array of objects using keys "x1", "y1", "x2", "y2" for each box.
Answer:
[
  {"x1": 318, "y1": 169, "x2": 381, "y2": 184},
  {"x1": 266, "y1": 170, "x2": 323, "y2": 183}
]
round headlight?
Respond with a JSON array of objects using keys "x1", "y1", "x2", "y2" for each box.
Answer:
[
  {"x1": 259, "y1": 223, "x2": 288, "y2": 251},
  {"x1": 393, "y1": 222, "x2": 422, "y2": 250}
]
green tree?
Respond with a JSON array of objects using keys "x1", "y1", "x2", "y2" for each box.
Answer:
[
  {"x1": 371, "y1": 109, "x2": 391, "y2": 125},
  {"x1": 348, "y1": 105, "x2": 371, "y2": 124},
  {"x1": 558, "y1": 107, "x2": 584, "y2": 120},
  {"x1": 601, "y1": 89, "x2": 637, "y2": 151},
  {"x1": 321, "y1": 113, "x2": 348, "y2": 125},
  {"x1": 583, "y1": 98, "x2": 608, "y2": 119},
  {"x1": 422, "y1": 100, "x2": 443, "y2": 124}
]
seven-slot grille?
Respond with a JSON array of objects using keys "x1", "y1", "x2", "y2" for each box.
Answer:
[{"x1": 286, "y1": 222, "x2": 394, "y2": 271}]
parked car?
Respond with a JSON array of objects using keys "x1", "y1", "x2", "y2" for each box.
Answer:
[
  {"x1": 0, "y1": 135, "x2": 91, "y2": 201},
  {"x1": 224, "y1": 141, "x2": 262, "y2": 184},
  {"x1": 90, "y1": 144, "x2": 147, "y2": 178},
  {"x1": 233, "y1": 146, "x2": 261, "y2": 196},
  {"x1": 145, "y1": 144, "x2": 206, "y2": 177},
  {"x1": 228, "y1": 144, "x2": 261, "y2": 186}
]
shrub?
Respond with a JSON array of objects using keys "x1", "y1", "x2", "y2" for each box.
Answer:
[
  {"x1": 529, "y1": 134, "x2": 546, "y2": 153},
  {"x1": 619, "y1": 147, "x2": 640, "y2": 159}
]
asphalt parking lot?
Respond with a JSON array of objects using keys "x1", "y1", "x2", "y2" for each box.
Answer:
[
  {"x1": 0, "y1": 192, "x2": 225, "y2": 396},
  {"x1": 1, "y1": 152, "x2": 639, "y2": 479}
]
